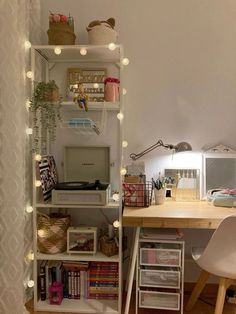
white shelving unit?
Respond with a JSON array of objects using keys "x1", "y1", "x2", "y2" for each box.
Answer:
[
  {"x1": 30, "y1": 45, "x2": 124, "y2": 314},
  {"x1": 136, "y1": 237, "x2": 185, "y2": 314}
]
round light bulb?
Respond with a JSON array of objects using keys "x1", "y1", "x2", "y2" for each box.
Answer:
[
  {"x1": 26, "y1": 99, "x2": 31, "y2": 109},
  {"x1": 122, "y1": 88, "x2": 127, "y2": 95},
  {"x1": 113, "y1": 220, "x2": 120, "y2": 228},
  {"x1": 27, "y1": 280, "x2": 34, "y2": 288},
  {"x1": 122, "y1": 58, "x2": 130, "y2": 66},
  {"x1": 38, "y1": 229, "x2": 46, "y2": 237},
  {"x1": 112, "y1": 193, "x2": 120, "y2": 202},
  {"x1": 54, "y1": 47, "x2": 61, "y2": 55},
  {"x1": 108, "y1": 43, "x2": 116, "y2": 51},
  {"x1": 117, "y1": 113, "x2": 124, "y2": 120},
  {"x1": 93, "y1": 83, "x2": 99, "y2": 89},
  {"x1": 80, "y1": 48, "x2": 87, "y2": 56},
  {"x1": 26, "y1": 71, "x2": 33, "y2": 79},
  {"x1": 26, "y1": 128, "x2": 33, "y2": 135},
  {"x1": 24, "y1": 41, "x2": 31, "y2": 49},
  {"x1": 35, "y1": 180, "x2": 41, "y2": 187},
  {"x1": 26, "y1": 250, "x2": 34, "y2": 261},
  {"x1": 122, "y1": 140, "x2": 128, "y2": 148},
  {"x1": 35, "y1": 154, "x2": 42, "y2": 161},
  {"x1": 26, "y1": 206, "x2": 33, "y2": 213},
  {"x1": 120, "y1": 168, "x2": 127, "y2": 175}
]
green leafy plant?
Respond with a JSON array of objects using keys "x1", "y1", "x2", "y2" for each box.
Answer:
[
  {"x1": 30, "y1": 80, "x2": 61, "y2": 153},
  {"x1": 152, "y1": 175, "x2": 167, "y2": 190}
]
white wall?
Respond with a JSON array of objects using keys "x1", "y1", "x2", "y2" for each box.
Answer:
[{"x1": 40, "y1": 0, "x2": 236, "y2": 281}]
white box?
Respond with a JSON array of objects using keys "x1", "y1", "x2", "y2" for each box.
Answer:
[
  {"x1": 52, "y1": 189, "x2": 109, "y2": 205},
  {"x1": 67, "y1": 227, "x2": 97, "y2": 254}
]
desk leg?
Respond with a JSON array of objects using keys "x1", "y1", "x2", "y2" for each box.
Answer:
[{"x1": 124, "y1": 227, "x2": 140, "y2": 314}]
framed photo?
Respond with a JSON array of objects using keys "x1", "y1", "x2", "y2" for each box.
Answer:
[
  {"x1": 67, "y1": 68, "x2": 107, "y2": 102},
  {"x1": 37, "y1": 156, "x2": 58, "y2": 201}
]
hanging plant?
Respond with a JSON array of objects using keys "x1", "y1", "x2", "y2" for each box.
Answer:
[{"x1": 30, "y1": 80, "x2": 61, "y2": 153}]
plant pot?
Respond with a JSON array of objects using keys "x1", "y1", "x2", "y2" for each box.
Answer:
[
  {"x1": 154, "y1": 188, "x2": 166, "y2": 205},
  {"x1": 47, "y1": 22, "x2": 76, "y2": 45}
]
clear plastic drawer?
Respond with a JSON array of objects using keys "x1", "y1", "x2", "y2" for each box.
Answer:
[
  {"x1": 140, "y1": 248, "x2": 181, "y2": 266},
  {"x1": 139, "y1": 290, "x2": 180, "y2": 310},
  {"x1": 139, "y1": 269, "x2": 180, "y2": 288}
]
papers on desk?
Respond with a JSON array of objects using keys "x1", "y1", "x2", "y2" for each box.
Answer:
[{"x1": 141, "y1": 228, "x2": 184, "y2": 240}]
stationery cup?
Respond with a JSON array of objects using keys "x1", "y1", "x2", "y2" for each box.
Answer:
[
  {"x1": 154, "y1": 189, "x2": 166, "y2": 205},
  {"x1": 104, "y1": 82, "x2": 119, "y2": 102}
]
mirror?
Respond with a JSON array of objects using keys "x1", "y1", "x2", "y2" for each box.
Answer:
[
  {"x1": 164, "y1": 168, "x2": 200, "y2": 201},
  {"x1": 203, "y1": 152, "x2": 236, "y2": 197}
]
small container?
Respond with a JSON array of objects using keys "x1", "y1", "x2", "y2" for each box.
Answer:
[
  {"x1": 104, "y1": 77, "x2": 120, "y2": 102},
  {"x1": 49, "y1": 282, "x2": 63, "y2": 305}
]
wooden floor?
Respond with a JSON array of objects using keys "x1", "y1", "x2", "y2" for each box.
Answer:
[{"x1": 26, "y1": 293, "x2": 236, "y2": 314}]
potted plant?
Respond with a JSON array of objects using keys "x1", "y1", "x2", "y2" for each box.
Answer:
[
  {"x1": 152, "y1": 174, "x2": 167, "y2": 205},
  {"x1": 30, "y1": 80, "x2": 61, "y2": 153}
]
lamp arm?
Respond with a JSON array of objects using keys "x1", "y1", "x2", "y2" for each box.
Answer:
[{"x1": 130, "y1": 140, "x2": 169, "y2": 161}]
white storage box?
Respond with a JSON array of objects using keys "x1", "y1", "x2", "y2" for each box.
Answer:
[
  {"x1": 139, "y1": 269, "x2": 180, "y2": 288},
  {"x1": 67, "y1": 227, "x2": 97, "y2": 254},
  {"x1": 140, "y1": 248, "x2": 181, "y2": 267},
  {"x1": 139, "y1": 290, "x2": 180, "y2": 310}
]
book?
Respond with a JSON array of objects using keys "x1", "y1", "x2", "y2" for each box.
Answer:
[{"x1": 39, "y1": 260, "x2": 47, "y2": 301}]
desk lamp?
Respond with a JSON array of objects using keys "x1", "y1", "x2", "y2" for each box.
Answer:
[{"x1": 130, "y1": 139, "x2": 192, "y2": 161}]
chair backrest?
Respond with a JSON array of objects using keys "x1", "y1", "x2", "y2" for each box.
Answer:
[{"x1": 197, "y1": 214, "x2": 236, "y2": 279}]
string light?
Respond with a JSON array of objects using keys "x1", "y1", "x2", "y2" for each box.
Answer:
[
  {"x1": 122, "y1": 58, "x2": 129, "y2": 66},
  {"x1": 26, "y1": 99, "x2": 31, "y2": 109},
  {"x1": 120, "y1": 168, "x2": 127, "y2": 175},
  {"x1": 122, "y1": 88, "x2": 127, "y2": 95},
  {"x1": 35, "y1": 154, "x2": 42, "y2": 161},
  {"x1": 112, "y1": 193, "x2": 120, "y2": 202},
  {"x1": 26, "y1": 206, "x2": 33, "y2": 213},
  {"x1": 38, "y1": 229, "x2": 46, "y2": 237},
  {"x1": 113, "y1": 220, "x2": 120, "y2": 228},
  {"x1": 27, "y1": 280, "x2": 34, "y2": 288},
  {"x1": 122, "y1": 141, "x2": 128, "y2": 148},
  {"x1": 108, "y1": 43, "x2": 116, "y2": 51},
  {"x1": 26, "y1": 250, "x2": 34, "y2": 261},
  {"x1": 26, "y1": 71, "x2": 33, "y2": 79},
  {"x1": 93, "y1": 83, "x2": 99, "y2": 89},
  {"x1": 80, "y1": 48, "x2": 87, "y2": 56},
  {"x1": 26, "y1": 128, "x2": 33, "y2": 135},
  {"x1": 35, "y1": 180, "x2": 41, "y2": 187},
  {"x1": 117, "y1": 113, "x2": 124, "y2": 120},
  {"x1": 54, "y1": 47, "x2": 62, "y2": 55},
  {"x1": 24, "y1": 41, "x2": 31, "y2": 49}
]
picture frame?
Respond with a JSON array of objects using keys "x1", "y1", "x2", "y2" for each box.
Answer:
[{"x1": 67, "y1": 68, "x2": 107, "y2": 102}]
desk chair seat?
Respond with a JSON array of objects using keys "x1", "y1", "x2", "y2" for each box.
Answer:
[{"x1": 185, "y1": 215, "x2": 236, "y2": 314}]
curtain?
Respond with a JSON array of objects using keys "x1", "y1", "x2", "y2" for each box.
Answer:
[{"x1": 0, "y1": 0, "x2": 40, "y2": 313}]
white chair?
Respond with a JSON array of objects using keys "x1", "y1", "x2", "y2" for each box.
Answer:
[{"x1": 185, "y1": 215, "x2": 236, "y2": 314}]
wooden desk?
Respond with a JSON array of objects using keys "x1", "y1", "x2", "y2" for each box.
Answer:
[
  {"x1": 123, "y1": 201, "x2": 236, "y2": 229},
  {"x1": 123, "y1": 201, "x2": 236, "y2": 314}
]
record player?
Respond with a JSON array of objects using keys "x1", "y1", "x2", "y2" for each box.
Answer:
[{"x1": 52, "y1": 146, "x2": 110, "y2": 205}]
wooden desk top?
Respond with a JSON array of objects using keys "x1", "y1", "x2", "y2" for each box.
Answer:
[{"x1": 123, "y1": 201, "x2": 236, "y2": 229}]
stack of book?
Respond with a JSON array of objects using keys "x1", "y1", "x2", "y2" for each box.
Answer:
[
  {"x1": 62, "y1": 261, "x2": 89, "y2": 299},
  {"x1": 87, "y1": 262, "x2": 119, "y2": 300}
]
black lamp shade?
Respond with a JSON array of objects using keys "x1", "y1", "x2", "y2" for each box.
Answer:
[{"x1": 174, "y1": 142, "x2": 192, "y2": 153}]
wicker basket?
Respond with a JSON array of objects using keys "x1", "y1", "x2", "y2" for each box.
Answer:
[
  {"x1": 43, "y1": 88, "x2": 59, "y2": 102},
  {"x1": 47, "y1": 22, "x2": 76, "y2": 45},
  {"x1": 99, "y1": 236, "x2": 118, "y2": 257},
  {"x1": 37, "y1": 213, "x2": 70, "y2": 254},
  {"x1": 88, "y1": 25, "x2": 117, "y2": 45}
]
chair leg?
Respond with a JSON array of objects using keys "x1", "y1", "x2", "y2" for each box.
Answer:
[
  {"x1": 214, "y1": 278, "x2": 234, "y2": 314},
  {"x1": 185, "y1": 270, "x2": 209, "y2": 311}
]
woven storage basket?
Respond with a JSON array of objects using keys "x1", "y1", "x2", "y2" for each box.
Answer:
[
  {"x1": 47, "y1": 22, "x2": 76, "y2": 45},
  {"x1": 43, "y1": 88, "x2": 59, "y2": 102},
  {"x1": 37, "y1": 213, "x2": 70, "y2": 254},
  {"x1": 99, "y1": 236, "x2": 118, "y2": 257},
  {"x1": 88, "y1": 25, "x2": 117, "y2": 45}
]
